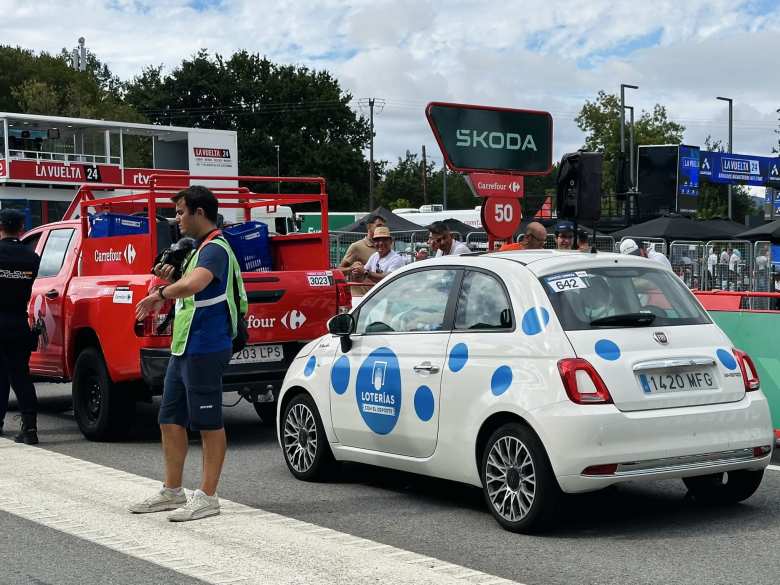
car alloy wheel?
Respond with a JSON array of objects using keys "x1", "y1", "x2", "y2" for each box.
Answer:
[
  {"x1": 485, "y1": 435, "x2": 536, "y2": 523},
  {"x1": 284, "y1": 402, "x2": 318, "y2": 474}
]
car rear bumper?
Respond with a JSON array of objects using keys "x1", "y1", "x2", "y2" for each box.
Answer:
[
  {"x1": 530, "y1": 392, "x2": 774, "y2": 493},
  {"x1": 140, "y1": 343, "x2": 305, "y2": 396}
]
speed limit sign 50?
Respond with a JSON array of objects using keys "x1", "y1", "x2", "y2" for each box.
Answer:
[{"x1": 481, "y1": 197, "x2": 522, "y2": 240}]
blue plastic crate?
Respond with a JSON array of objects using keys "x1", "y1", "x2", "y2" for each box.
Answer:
[
  {"x1": 90, "y1": 213, "x2": 149, "y2": 238},
  {"x1": 223, "y1": 221, "x2": 272, "y2": 272}
]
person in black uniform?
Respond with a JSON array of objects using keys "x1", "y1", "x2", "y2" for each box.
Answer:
[{"x1": 0, "y1": 209, "x2": 41, "y2": 444}]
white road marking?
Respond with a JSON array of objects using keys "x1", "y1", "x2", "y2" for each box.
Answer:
[{"x1": 0, "y1": 439, "x2": 524, "y2": 585}]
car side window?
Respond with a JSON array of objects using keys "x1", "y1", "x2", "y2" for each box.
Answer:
[
  {"x1": 38, "y1": 229, "x2": 75, "y2": 278},
  {"x1": 355, "y1": 269, "x2": 458, "y2": 334},
  {"x1": 455, "y1": 271, "x2": 513, "y2": 330}
]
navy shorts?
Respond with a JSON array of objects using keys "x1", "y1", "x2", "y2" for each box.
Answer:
[{"x1": 158, "y1": 348, "x2": 232, "y2": 431}]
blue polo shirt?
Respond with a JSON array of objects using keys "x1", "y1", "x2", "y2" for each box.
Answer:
[{"x1": 186, "y1": 240, "x2": 232, "y2": 355}]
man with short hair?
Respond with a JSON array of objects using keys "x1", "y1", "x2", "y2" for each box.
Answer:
[
  {"x1": 339, "y1": 213, "x2": 385, "y2": 269},
  {"x1": 499, "y1": 221, "x2": 547, "y2": 251},
  {"x1": 619, "y1": 238, "x2": 673, "y2": 270},
  {"x1": 554, "y1": 220, "x2": 576, "y2": 250},
  {"x1": 351, "y1": 226, "x2": 405, "y2": 283},
  {"x1": 131, "y1": 185, "x2": 247, "y2": 522},
  {"x1": 0, "y1": 209, "x2": 41, "y2": 444},
  {"x1": 428, "y1": 221, "x2": 470, "y2": 256}
]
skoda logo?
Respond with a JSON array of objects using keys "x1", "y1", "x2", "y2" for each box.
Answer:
[{"x1": 653, "y1": 331, "x2": 668, "y2": 344}]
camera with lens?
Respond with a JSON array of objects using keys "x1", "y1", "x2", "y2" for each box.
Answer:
[{"x1": 152, "y1": 237, "x2": 196, "y2": 281}]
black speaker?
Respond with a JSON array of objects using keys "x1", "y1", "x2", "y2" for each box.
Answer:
[{"x1": 556, "y1": 151, "x2": 603, "y2": 222}]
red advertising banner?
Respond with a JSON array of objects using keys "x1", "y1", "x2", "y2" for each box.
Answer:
[
  {"x1": 80, "y1": 234, "x2": 152, "y2": 277},
  {"x1": 467, "y1": 173, "x2": 524, "y2": 198},
  {"x1": 481, "y1": 197, "x2": 522, "y2": 240},
  {"x1": 123, "y1": 168, "x2": 189, "y2": 187},
  {"x1": 8, "y1": 160, "x2": 122, "y2": 185}
]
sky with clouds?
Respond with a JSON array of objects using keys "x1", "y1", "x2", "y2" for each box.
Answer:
[{"x1": 2, "y1": 0, "x2": 779, "y2": 170}]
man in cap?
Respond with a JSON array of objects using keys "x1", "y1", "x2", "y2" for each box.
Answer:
[
  {"x1": 619, "y1": 238, "x2": 672, "y2": 270},
  {"x1": 0, "y1": 208, "x2": 41, "y2": 444},
  {"x1": 554, "y1": 220, "x2": 576, "y2": 250},
  {"x1": 351, "y1": 226, "x2": 405, "y2": 283},
  {"x1": 499, "y1": 221, "x2": 547, "y2": 251},
  {"x1": 339, "y1": 213, "x2": 386, "y2": 269}
]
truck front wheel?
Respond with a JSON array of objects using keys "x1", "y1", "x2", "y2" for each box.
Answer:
[{"x1": 72, "y1": 347, "x2": 134, "y2": 441}]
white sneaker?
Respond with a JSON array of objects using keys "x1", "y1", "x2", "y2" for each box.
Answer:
[
  {"x1": 168, "y1": 489, "x2": 220, "y2": 522},
  {"x1": 128, "y1": 486, "x2": 187, "y2": 514}
]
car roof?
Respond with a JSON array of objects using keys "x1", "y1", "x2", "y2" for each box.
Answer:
[{"x1": 409, "y1": 249, "x2": 661, "y2": 278}]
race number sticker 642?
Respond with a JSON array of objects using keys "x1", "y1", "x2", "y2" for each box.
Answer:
[{"x1": 545, "y1": 273, "x2": 588, "y2": 293}]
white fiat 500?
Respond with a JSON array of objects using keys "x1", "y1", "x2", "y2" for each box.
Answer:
[{"x1": 277, "y1": 250, "x2": 773, "y2": 532}]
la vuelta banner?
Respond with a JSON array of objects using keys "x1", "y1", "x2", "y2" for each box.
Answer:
[{"x1": 8, "y1": 160, "x2": 122, "y2": 184}]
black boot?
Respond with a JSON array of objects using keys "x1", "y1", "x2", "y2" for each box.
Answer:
[{"x1": 14, "y1": 414, "x2": 38, "y2": 445}]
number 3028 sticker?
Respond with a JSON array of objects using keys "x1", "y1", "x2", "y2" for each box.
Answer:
[{"x1": 544, "y1": 272, "x2": 589, "y2": 293}]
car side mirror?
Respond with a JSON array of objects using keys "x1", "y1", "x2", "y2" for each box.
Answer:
[{"x1": 327, "y1": 313, "x2": 355, "y2": 352}]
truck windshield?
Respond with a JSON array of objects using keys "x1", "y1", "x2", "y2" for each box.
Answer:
[{"x1": 540, "y1": 266, "x2": 711, "y2": 331}]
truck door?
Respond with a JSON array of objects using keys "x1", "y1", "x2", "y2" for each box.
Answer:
[
  {"x1": 29, "y1": 227, "x2": 77, "y2": 377},
  {"x1": 329, "y1": 268, "x2": 460, "y2": 458}
]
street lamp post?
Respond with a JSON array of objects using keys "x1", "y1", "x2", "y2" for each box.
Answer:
[
  {"x1": 716, "y1": 96, "x2": 733, "y2": 219},
  {"x1": 619, "y1": 83, "x2": 638, "y2": 197},
  {"x1": 624, "y1": 105, "x2": 636, "y2": 191},
  {"x1": 274, "y1": 144, "x2": 280, "y2": 194}
]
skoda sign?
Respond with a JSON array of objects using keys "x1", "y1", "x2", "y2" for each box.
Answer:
[{"x1": 426, "y1": 102, "x2": 553, "y2": 174}]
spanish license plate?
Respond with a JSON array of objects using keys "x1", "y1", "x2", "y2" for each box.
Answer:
[
  {"x1": 638, "y1": 369, "x2": 718, "y2": 394},
  {"x1": 230, "y1": 344, "x2": 284, "y2": 365}
]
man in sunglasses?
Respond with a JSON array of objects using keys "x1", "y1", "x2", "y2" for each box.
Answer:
[{"x1": 427, "y1": 221, "x2": 470, "y2": 257}]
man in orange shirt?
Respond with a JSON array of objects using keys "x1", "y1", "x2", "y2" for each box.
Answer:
[{"x1": 499, "y1": 221, "x2": 547, "y2": 251}]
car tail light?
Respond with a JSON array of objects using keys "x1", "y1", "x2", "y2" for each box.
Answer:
[
  {"x1": 582, "y1": 463, "x2": 618, "y2": 475},
  {"x1": 558, "y1": 358, "x2": 613, "y2": 404},
  {"x1": 334, "y1": 271, "x2": 352, "y2": 314},
  {"x1": 753, "y1": 445, "x2": 772, "y2": 457},
  {"x1": 733, "y1": 348, "x2": 760, "y2": 392},
  {"x1": 134, "y1": 300, "x2": 173, "y2": 337}
]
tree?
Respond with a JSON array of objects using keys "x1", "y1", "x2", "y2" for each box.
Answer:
[
  {"x1": 124, "y1": 50, "x2": 373, "y2": 210},
  {"x1": 575, "y1": 91, "x2": 685, "y2": 199},
  {"x1": 696, "y1": 136, "x2": 755, "y2": 222}
]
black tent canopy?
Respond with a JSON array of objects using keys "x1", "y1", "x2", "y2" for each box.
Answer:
[
  {"x1": 610, "y1": 216, "x2": 738, "y2": 241},
  {"x1": 338, "y1": 207, "x2": 427, "y2": 233},
  {"x1": 736, "y1": 219, "x2": 780, "y2": 241}
]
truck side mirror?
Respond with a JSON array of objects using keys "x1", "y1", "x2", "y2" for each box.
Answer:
[{"x1": 327, "y1": 313, "x2": 355, "y2": 352}]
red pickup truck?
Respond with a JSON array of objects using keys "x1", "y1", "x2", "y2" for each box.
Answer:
[{"x1": 22, "y1": 176, "x2": 350, "y2": 440}]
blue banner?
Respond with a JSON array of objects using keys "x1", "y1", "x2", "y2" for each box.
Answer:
[
  {"x1": 700, "y1": 151, "x2": 780, "y2": 187},
  {"x1": 676, "y1": 145, "x2": 700, "y2": 214}
]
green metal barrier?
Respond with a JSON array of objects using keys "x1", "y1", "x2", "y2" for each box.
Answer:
[{"x1": 709, "y1": 311, "x2": 780, "y2": 430}]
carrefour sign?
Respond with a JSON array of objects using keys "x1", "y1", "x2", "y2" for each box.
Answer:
[{"x1": 426, "y1": 102, "x2": 553, "y2": 175}]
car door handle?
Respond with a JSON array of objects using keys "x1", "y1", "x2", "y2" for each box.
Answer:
[
  {"x1": 45, "y1": 289, "x2": 59, "y2": 300},
  {"x1": 413, "y1": 362, "x2": 439, "y2": 374}
]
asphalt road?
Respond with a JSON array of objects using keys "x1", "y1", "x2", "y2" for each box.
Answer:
[{"x1": 5, "y1": 383, "x2": 780, "y2": 585}]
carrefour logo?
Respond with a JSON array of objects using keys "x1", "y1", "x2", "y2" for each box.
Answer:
[
  {"x1": 94, "y1": 243, "x2": 136, "y2": 264},
  {"x1": 456, "y1": 129, "x2": 538, "y2": 152}
]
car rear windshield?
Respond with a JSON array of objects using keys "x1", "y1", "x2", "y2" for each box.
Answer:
[{"x1": 540, "y1": 266, "x2": 711, "y2": 331}]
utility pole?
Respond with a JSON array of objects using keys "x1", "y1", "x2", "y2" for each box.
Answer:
[
  {"x1": 717, "y1": 96, "x2": 733, "y2": 219},
  {"x1": 421, "y1": 145, "x2": 428, "y2": 204},
  {"x1": 358, "y1": 98, "x2": 385, "y2": 211},
  {"x1": 619, "y1": 83, "x2": 639, "y2": 194},
  {"x1": 625, "y1": 105, "x2": 635, "y2": 190},
  {"x1": 71, "y1": 37, "x2": 87, "y2": 72},
  {"x1": 442, "y1": 165, "x2": 448, "y2": 210}
]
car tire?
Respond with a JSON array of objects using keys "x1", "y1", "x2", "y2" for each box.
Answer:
[
  {"x1": 281, "y1": 393, "x2": 333, "y2": 481},
  {"x1": 683, "y1": 469, "x2": 765, "y2": 504},
  {"x1": 480, "y1": 422, "x2": 560, "y2": 533},
  {"x1": 252, "y1": 401, "x2": 276, "y2": 426},
  {"x1": 72, "y1": 347, "x2": 134, "y2": 441}
]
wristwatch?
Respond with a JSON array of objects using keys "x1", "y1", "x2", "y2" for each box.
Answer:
[{"x1": 157, "y1": 285, "x2": 167, "y2": 300}]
